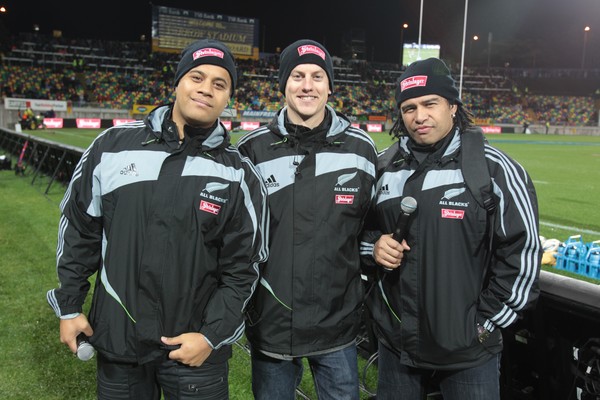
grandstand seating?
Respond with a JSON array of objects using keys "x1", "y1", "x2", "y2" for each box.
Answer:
[{"x1": 2, "y1": 33, "x2": 598, "y2": 126}]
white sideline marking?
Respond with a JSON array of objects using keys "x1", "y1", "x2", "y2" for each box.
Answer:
[{"x1": 540, "y1": 221, "x2": 600, "y2": 237}]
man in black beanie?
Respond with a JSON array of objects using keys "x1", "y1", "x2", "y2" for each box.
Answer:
[
  {"x1": 47, "y1": 38, "x2": 269, "y2": 399},
  {"x1": 237, "y1": 39, "x2": 378, "y2": 400},
  {"x1": 360, "y1": 57, "x2": 541, "y2": 399}
]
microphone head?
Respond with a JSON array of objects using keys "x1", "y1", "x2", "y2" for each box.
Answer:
[
  {"x1": 400, "y1": 196, "x2": 418, "y2": 215},
  {"x1": 77, "y1": 342, "x2": 95, "y2": 361}
]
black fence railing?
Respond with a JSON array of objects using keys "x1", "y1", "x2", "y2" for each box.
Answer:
[{"x1": 0, "y1": 128, "x2": 84, "y2": 194}]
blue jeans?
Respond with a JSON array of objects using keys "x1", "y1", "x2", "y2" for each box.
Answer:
[
  {"x1": 376, "y1": 342, "x2": 501, "y2": 400},
  {"x1": 251, "y1": 345, "x2": 359, "y2": 400}
]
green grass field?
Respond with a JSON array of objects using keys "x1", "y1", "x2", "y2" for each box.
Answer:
[
  {"x1": 27, "y1": 127, "x2": 600, "y2": 243},
  {"x1": 1, "y1": 127, "x2": 599, "y2": 399}
]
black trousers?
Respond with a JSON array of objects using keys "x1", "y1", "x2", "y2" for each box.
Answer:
[{"x1": 96, "y1": 353, "x2": 229, "y2": 400}]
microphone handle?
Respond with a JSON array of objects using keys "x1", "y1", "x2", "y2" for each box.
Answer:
[{"x1": 383, "y1": 212, "x2": 410, "y2": 273}]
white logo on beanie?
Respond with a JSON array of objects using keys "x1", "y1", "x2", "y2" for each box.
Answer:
[
  {"x1": 297, "y1": 45, "x2": 326, "y2": 60},
  {"x1": 401, "y1": 75, "x2": 428, "y2": 92},
  {"x1": 193, "y1": 48, "x2": 225, "y2": 60}
]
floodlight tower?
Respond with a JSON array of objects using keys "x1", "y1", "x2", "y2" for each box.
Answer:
[{"x1": 581, "y1": 26, "x2": 591, "y2": 69}]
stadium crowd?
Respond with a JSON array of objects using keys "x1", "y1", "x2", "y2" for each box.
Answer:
[{"x1": 1, "y1": 32, "x2": 598, "y2": 126}]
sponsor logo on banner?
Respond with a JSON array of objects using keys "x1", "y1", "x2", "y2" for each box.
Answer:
[
  {"x1": 242, "y1": 110, "x2": 277, "y2": 118},
  {"x1": 351, "y1": 123, "x2": 360, "y2": 129},
  {"x1": 366, "y1": 124, "x2": 382, "y2": 132},
  {"x1": 241, "y1": 121, "x2": 260, "y2": 131},
  {"x1": 113, "y1": 119, "x2": 136, "y2": 126},
  {"x1": 132, "y1": 104, "x2": 158, "y2": 115},
  {"x1": 43, "y1": 118, "x2": 63, "y2": 128},
  {"x1": 481, "y1": 125, "x2": 502, "y2": 134},
  {"x1": 5, "y1": 97, "x2": 68, "y2": 112},
  {"x1": 76, "y1": 118, "x2": 101, "y2": 129},
  {"x1": 335, "y1": 194, "x2": 354, "y2": 205},
  {"x1": 200, "y1": 200, "x2": 221, "y2": 215},
  {"x1": 441, "y1": 209, "x2": 465, "y2": 219},
  {"x1": 222, "y1": 120, "x2": 232, "y2": 130}
]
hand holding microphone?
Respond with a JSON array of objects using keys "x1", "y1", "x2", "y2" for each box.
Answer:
[{"x1": 383, "y1": 196, "x2": 417, "y2": 272}]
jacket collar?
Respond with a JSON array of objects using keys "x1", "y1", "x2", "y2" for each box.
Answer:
[
  {"x1": 269, "y1": 104, "x2": 351, "y2": 139},
  {"x1": 145, "y1": 104, "x2": 230, "y2": 151}
]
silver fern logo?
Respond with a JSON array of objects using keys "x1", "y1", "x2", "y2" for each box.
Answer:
[
  {"x1": 336, "y1": 172, "x2": 357, "y2": 186},
  {"x1": 442, "y1": 188, "x2": 465, "y2": 200},
  {"x1": 200, "y1": 182, "x2": 229, "y2": 203},
  {"x1": 334, "y1": 172, "x2": 359, "y2": 193},
  {"x1": 439, "y1": 188, "x2": 469, "y2": 208},
  {"x1": 204, "y1": 182, "x2": 229, "y2": 193}
]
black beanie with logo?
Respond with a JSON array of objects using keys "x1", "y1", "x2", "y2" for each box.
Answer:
[
  {"x1": 278, "y1": 39, "x2": 334, "y2": 94},
  {"x1": 395, "y1": 58, "x2": 462, "y2": 106},
  {"x1": 174, "y1": 39, "x2": 237, "y2": 94}
]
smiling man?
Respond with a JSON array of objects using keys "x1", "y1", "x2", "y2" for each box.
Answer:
[
  {"x1": 46, "y1": 38, "x2": 269, "y2": 399},
  {"x1": 236, "y1": 39, "x2": 378, "y2": 400}
]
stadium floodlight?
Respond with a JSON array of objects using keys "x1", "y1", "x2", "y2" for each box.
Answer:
[
  {"x1": 399, "y1": 23, "x2": 408, "y2": 65},
  {"x1": 581, "y1": 26, "x2": 591, "y2": 69}
]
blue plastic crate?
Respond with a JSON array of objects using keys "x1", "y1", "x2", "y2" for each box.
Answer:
[
  {"x1": 583, "y1": 241, "x2": 600, "y2": 280},
  {"x1": 554, "y1": 235, "x2": 588, "y2": 274}
]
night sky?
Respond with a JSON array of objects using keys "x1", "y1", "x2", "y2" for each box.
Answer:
[{"x1": 1, "y1": 0, "x2": 599, "y2": 68}]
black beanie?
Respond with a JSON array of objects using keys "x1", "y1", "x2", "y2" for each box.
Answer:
[
  {"x1": 395, "y1": 58, "x2": 461, "y2": 106},
  {"x1": 174, "y1": 39, "x2": 237, "y2": 94},
  {"x1": 278, "y1": 39, "x2": 334, "y2": 94}
]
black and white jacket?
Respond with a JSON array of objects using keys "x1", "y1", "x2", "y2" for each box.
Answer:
[
  {"x1": 237, "y1": 105, "x2": 378, "y2": 357},
  {"x1": 361, "y1": 128, "x2": 542, "y2": 370},
  {"x1": 47, "y1": 104, "x2": 269, "y2": 365}
]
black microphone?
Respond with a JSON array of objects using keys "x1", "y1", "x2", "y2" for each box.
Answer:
[
  {"x1": 384, "y1": 196, "x2": 418, "y2": 272},
  {"x1": 76, "y1": 333, "x2": 95, "y2": 361}
]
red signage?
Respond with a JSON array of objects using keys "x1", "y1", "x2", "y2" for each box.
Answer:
[
  {"x1": 76, "y1": 119, "x2": 102, "y2": 129},
  {"x1": 366, "y1": 124, "x2": 382, "y2": 133},
  {"x1": 241, "y1": 121, "x2": 260, "y2": 131},
  {"x1": 480, "y1": 125, "x2": 502, "y2": 134},
  {"x1": 43, "y1": 118, "x2": 63, "y2": 128},
  {"x1": 113, "y1": 119, "x2": 136, "y2": 126}
]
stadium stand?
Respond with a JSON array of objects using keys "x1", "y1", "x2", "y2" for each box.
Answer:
[{"x1": 2, "y1": 32, "x2": 599, "y2": 129}]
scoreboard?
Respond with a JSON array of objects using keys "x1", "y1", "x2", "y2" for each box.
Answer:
[
  {"x1": 151, "y1": 5, "x2": 259, "y2": 59},
  {"x1": 402, "y1": 43, "x2": 441, "y2": 66}
]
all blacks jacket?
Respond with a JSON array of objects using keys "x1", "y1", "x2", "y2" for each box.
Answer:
[
  {"x1": 236, "y1": 105, "x2": 378, "y2": 357},
  {"x1": 361, "y1": 128, "x2": 542, "y2": 370},
  {"x1": 46, "y1": 105, "x2": 269, "y2": 365}
]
